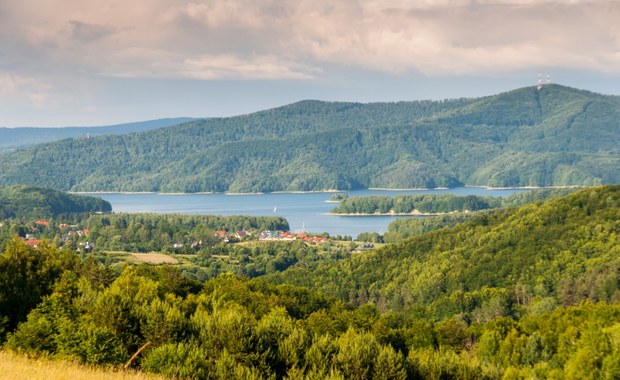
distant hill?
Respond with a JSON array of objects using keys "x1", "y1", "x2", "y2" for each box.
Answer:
[
  {"x1": 0, "y1": 118, "x2": 195, "y2": 152},
  {"x1": 0, "y1": 85, "x2": 617, "y2": 192},
  {"x1": 0, "y1": 185, "x2": 111, "y2": 219}
]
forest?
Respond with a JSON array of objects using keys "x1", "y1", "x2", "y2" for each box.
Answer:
[
  {"x1": 0, "y1": 85, "x2": 618, "y2": 193},
  {"x1": 0, "y1": 186, "x2": 618, "y2": 379},
  {"x1": 0, "y1": 185, "x2": 111, "y2": 219},
  {"x1": 0, "y1": 118, "x2": 193, "y2": 153},
  {"x1": 331, "y1": 188, "x2": 577, "y2": 214}
]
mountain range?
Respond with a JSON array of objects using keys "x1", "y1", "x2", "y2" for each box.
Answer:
[
  {"x1": 0, "y1": 118, "x2": 194, "y2": 153},
  {"x1": 0, "y1": 84, "x2": 617, "y2": 192}
]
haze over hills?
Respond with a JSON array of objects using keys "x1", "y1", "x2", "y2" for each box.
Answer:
[
  {"x1": 0, "y1": 118, "x2": 195, "y2": 153},
  {"x1": 0, "y1": 84, "x2": 618, "y2": 193}
]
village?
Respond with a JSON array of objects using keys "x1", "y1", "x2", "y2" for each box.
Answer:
[{"x1": 14, "y1": 218, "x2": 333, "y2": 252}]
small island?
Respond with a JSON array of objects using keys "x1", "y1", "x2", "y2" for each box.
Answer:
[{"x1": 329, "y1": 188, "x2": 579, "y2": 215}]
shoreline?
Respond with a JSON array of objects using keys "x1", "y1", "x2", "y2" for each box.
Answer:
[
  {"x1": 326, "y1": 210, "x2": 450, "y2": 217},
  {"x1": 72, "y1": 185, "x2": 584, "y2": 196},
  {"x1": 368, "y1": 187, "x2": 449, "y2": 191},
  {"x1": 466, "y1": 185, "x2": 585, "y2": 190},
  {"x1": 271, "y1": 189, "x2": 342, "y2": 194}
]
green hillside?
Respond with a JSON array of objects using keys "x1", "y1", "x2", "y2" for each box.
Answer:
[
  {"x1": 0, "y1": 185, "x2": 111, "y2": 219},
  {"x1": 0, "y1": 118, "x2": 194, "y2": 153},
  {"x1": 0, "y1": 85, "x2": 618, "y2": 192},
  {"x1": 269, "y1": 186, "x2": 620, "y2": 318},
  {"x1": 2, "y1": 186, "x2": 620, "y2": 379}
]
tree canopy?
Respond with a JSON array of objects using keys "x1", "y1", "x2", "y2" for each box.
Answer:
[
  {"x1": 1, "y1": 186, "x2": 620, "y2": 378},
  {"x1": 0, "y1": 185, "x2": 111, "y2": 219}
]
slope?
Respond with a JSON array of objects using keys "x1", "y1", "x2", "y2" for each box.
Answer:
[
  {"x1": 0, "y1": 85, "x2": 617, "y2": 192},
  {"x1": 0, "y1": 118, "x2": 194, "y2": 152},
  {"x1": 268, "y1": 185, "x2": 620, "y2": 320},
  {"x1": 0, "y1": 185, "x2": 111, "y2": 219}
]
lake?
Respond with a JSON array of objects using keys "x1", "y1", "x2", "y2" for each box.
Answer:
[{"x1": 89, "y1": 187, "x2": 532, "y2": 237}]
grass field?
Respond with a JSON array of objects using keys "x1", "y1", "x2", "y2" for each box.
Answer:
[
  {"x1": 129, "y1": 252, "x2": 179, "y2": 264},
  {"x1": 0, "y1": 351, "x2": 164, "y2": 380}
]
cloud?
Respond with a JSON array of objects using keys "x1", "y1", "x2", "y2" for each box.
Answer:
[
  {"x1": 0, "y1": 72, "x2": 56, "y2": 108},
  {"x1": 0, "y1": 72, "x2": 49, "y2": 94},
  {"x1": 1, "y1": 0, "x2": 619, "y2": 81},
  {"x1": 62, "y1": 21, "x2": 115, "y2": 43}
]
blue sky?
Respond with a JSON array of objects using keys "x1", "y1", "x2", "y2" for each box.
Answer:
[{"x1": 1, "y1": 0, "x2": 619, "y2": 127}]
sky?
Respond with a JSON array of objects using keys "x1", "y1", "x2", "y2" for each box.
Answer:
[{"x1": 1, "y1": 0, "x2": 619, "y2": 127}]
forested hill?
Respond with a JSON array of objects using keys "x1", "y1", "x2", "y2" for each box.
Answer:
[
  {"x1": 0, "y1": 185, "x2": 111, "y2": 219},
  {"x1": 269, "y1": 185, "x2": 620, "y2": 319},
  {"x1": 0, "y1": 117, "x2": 194, "y2": 152},
  {"x1": 0, "y1": 84, "x2": 618, "y2": 192}
]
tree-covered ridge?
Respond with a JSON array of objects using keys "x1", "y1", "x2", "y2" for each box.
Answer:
[
  {"x1": 270, "y1": 186, "x2": 620, "y2": 318},
  {"x1": 331, "y1": 193, "x2": 497, "y2": 214},
  {"x1": 0, "y1": 118, "x2": 194, "y2": 153},
  {"x1": 0, "y1": 85, "x2": 618, "y2": 192},
  {"x1": 0, "y1": 185, "x2": 111, "y2": 219},
  {"x1": 332, "y1": 187, "x2": 578, "y2": 214}
]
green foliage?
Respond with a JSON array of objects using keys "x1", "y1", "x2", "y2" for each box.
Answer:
[
  {"x1": 190, "y1": 240, "x2": 320, "y2": 279},
  {"x1": 0, "y1": 118, "x2": 194, "y2": 152},
  {"x1": 0, "y1": 238, "x2": 77, "y2": 335},
  {"x1": 0, "y1": 185, "x2": 111, "y2": 219},
  {"x1": 142, "y1": 343, "x2": 208, "y2": 379},
  {"x1": 383, "y1": 213, "x2": 476, "y2": 242},
  {"x1": 85, "y1": 213, "x2": 289, "y2": 253},
  {"x1": 0, "y1": 85, "x2": 618, "y2": 192},
  {"x1": 332, "y1": 193, "x2": 498, "y2": 214},
  {"x1": 3, "y1": 186, "x2": 620, "y2": 378},
  {"x1": 271, "y1": 186, "x2": 620, "y2": 317}
]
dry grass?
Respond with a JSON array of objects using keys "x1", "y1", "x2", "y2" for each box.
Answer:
[
  {"x1": 0, "y1": 350, "x2": 164, "y2": 380},
  {"x1": 129, "y1": 253, "x2": 179, "y2": 264}
]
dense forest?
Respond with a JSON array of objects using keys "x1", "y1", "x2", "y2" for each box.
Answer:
[
  {"x1": 379, "y1": 188, "x2": 581, "y2": 241},
  {"x1": 0, "y1": 185, "x2": 111, "y2": 219},
  {"x1": 0, "y1": 186, "x2": 619, "y2": 378},
  {"x1": 0, "y1": 85, "x2": 618, "y2": 192},
  {"x1": 0, "y1": 118, "x2": 193, "y2": 152},
  {"x1": 332, "y1": 188, "x2": 578, "y2": 214},
  {"x1": 270, "y1": 186, "x2": 620, "y2": 316}
]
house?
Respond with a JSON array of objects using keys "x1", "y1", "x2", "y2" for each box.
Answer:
[
  {"x1": 24, "y1": 239, "x2": 42, "y2": 247},
  {"x1": 259, "y1": 230, "x2": 329, "y2": 243},
  {"x1": 236, "y1": 230, "x2": 249, "y2": 239},
  {"x1": 259, "y1": 230, "x2": 281, "y2": 240},
  {"x1": 190, "y1": 240, "x2": 203, "y2": 249}
]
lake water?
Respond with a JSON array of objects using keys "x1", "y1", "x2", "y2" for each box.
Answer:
[{"x1": 90, "y1": 187, "x2": 531, "y2": 237}]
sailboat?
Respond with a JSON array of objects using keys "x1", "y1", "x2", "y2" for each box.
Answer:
[{"x1": 273, "y1": 206, "x2": 277, "y2": 212}]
